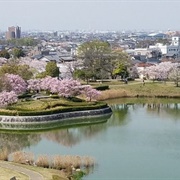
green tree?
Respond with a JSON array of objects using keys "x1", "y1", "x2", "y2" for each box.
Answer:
[
  {"x1": 45, "y1": 61, "x2": 60, "y2": 78},
  {"x1": 78, "y1": 41, "x2": 130, "y2": 80},
  {"x1": 113, "y1": 63, "x2": 129, "y2": 79},
  {"x1": 35, "y1": 71, "x2": 47, "y2": 79},
  {"x1": 7, "y1": 38, "x2": 39, "y2": 47},
  {"x1": 0, "y1": 60, "x2": 33, "y2": 80},
  {"x1": 0, "y1": 50, "x2": 10, "y2": 59},
  {"x1": 103, "y1": 50, "x2": 130, "y2": 79},
  {"x1": 74, "y1": 69, "x2": 94, "y2": 84},
  {"x1": 78, "y1": 40, "x2": 111, "y2": 81},
  {"x1": 12, "y1": 48, "x2": 25, "y2": 58}
]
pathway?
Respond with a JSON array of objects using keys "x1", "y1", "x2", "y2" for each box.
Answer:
[{"x1": 0, "y1": 161, "x2": 44, "y2": 180}]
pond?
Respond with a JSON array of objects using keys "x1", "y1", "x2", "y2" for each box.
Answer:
[{"x1": 1, "y1": 98, "x2": 180, "y2": 179}]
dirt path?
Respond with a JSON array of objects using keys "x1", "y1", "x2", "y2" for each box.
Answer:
[{"x1": 0, "y1": 161, "x2": 44, "y2": 180}]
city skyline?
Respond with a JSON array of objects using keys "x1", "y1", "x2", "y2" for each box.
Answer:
[{"x1": 0, "y1": 0, "x2": 180, "y2": 32}]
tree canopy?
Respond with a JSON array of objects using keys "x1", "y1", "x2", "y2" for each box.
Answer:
[
  {"x1": 45, "y1": 61, "x2": 60, "y2": 78},
  {"x1": 12, "y1": 48, "x2": 25, "y2": 58},
  {"x1": 0, "y1": 50, "x2": 10, "y2": 59},
  {"x1": 0, "y1": 59, "x2": 33, "y2": 80},
  {"x1": 77, "y1": 40, "x2": 130, "y2": 81}
]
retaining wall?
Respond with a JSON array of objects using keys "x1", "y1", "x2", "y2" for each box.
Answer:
[{"x1": 0, "y1": 107, "x2": 112, "y2": 124}]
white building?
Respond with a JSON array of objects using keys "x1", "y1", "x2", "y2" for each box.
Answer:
[
  {"x1": 149, "y1": 43, "x2": 167, "y2": 55},
  {"x1": 149, "y1": 36, "x2": 180, "y2": 59},
  {"x1": 166, "y1": 37, "x2": 180, "y2": 58}
]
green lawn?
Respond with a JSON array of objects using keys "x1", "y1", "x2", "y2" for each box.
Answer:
[{"x1": 96, "y1": 81, "x2": 180, "y2": 100}]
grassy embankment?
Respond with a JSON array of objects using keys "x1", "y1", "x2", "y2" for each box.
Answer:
[{"x1": 95, "y1": 80, "x2": 180, "y2": 101}]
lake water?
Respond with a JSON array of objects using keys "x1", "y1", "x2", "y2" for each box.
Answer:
[{"x1": 1, "y1": 98, "x2": 180, "y2": 180}]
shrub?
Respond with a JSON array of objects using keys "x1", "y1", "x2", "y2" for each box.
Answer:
[
  {"x1": 0, "y1": 147, "x2": 9, "y2": 161},
  {"x1": 94, "y1": 85, "x2": 109, "y2": 91},
  {"x1": 36, "y1": 155, "x2": 50, "y2": 168},
  {"x1": 10, "y1": 151, "x2": 34, "y2": 164},
  {"x1": 18, "y1": 93, "x2": 32, "y2": 99},
  {"x1": 67, "y1": 97, "x2": 84, "y2": 102}
]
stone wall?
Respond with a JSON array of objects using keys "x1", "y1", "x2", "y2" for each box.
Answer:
[{"x1": 0, "y1": 107, "x2": 112, "y2": 124}]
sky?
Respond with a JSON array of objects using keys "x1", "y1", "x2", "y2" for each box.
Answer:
[{"x1": 0, "y1": 0, "x2": 180, "y2": 32}]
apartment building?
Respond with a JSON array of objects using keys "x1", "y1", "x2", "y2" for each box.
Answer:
[{"x1": 5, "y1": 26, "x2": 21, "y2": 40}]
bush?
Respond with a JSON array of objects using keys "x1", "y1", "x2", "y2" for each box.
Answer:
[
  {"x1": 67, "y1": 97, "x2": 84, "y2": 102},
  {"x1": 94, "y1": 85, "x2": 109, "y2": 91},
  {"x1": 18, "y1": 93, "x2": 32, "y2": 99},
  {"x1": 0, "y1": 147, "x2": 9, "y2": 161},
  {"x1": 50, "y1": 95, "x2": 59, "y2": 99},
  {"x1": 36, "y1": 155, "x2": 50, "y2": 168}
]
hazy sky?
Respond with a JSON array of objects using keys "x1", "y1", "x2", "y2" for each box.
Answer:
[{"x1": 0, "y1": 0, "x2": 180, "y2": 32}]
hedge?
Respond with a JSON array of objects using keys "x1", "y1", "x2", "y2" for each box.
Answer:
[
  {"x1": 94, "y1": 85, "x2": 109, "y2": 91},
  {"x1": 0, "y1": 102, "x2": 108, "y2": 116}
]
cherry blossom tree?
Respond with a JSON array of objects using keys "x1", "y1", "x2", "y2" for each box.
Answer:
[
  {"x1": 144, "y1": 65, "x2": 158, "y2": 81},
  {"x1": 0, "y1": 91, "x2": 18, "y2": 108},
  {"x1": 40, "y1": 76, "x2": 60, "y2": 93},
  {"x1": 145, "y1": 62, "x2": 174, "y2": 82},
  {"x1": 81, "y1": 85, "x2": 101, "y2": 101},
  {"x1": 27, "y1": 79, "x2": 42, "y2": 93},
  {"x1": 20, "y1": 57, "x2": 47, "y2": 75},
  {"x1": 39, "y1": 77, "x2": 101, "y2": 100},
  {"x1": 157, "y1": 62, "x2": 174, "y2": 81},
  {"x1": 1, "y1": 74, "x2": 27, "y2": 95},
  {"x1": 168, "y1": 63, "x2": 180, "y2": 87},
  {"x1": 58, "y1": 79, "x2": 82, "y2": 97}
]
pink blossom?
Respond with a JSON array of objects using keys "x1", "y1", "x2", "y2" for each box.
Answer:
[
  {"x1": 27, "y1": 79, "x2": 41, "y2": 92},
  {"x1": 58, "y1": 79, "x2": 82, "y2": 97},
  {"x1": 0, "y1": 91, "x2": 18, "y2": 107},
  {"x1": 40, "y1": 76, "x2": 60, "y2": 92},
  {"x1": 3, "y1": 74, "x2": 27, "y2": 95},
  {"x1": 145, "y1": 62, "x2": 174, "y2": 80},
  {"x1": 81, "y1": 85, "x2": 101, "y2": 101}
]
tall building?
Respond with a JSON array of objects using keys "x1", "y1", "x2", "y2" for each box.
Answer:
[
  {"x1": 5, "y1": 26, "x2": 21, "y2": 40},
  {"x1": 15, "y1": 26, "x2": 21, "y2": 39}
]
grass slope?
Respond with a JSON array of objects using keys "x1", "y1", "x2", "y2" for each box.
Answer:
[{"x1": 97, "y1": 81, "x2": 180, "y2": 100}]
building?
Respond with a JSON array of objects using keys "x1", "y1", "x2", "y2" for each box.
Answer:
[
  {"x1": 166, "y1": 37, "x2": 180, "y2": 58},
  {"x1": 5, "y1": 26, "x2": 21, "y2": 40},
  {"x1": 149, "y1": 37, "x2": 180, "y2": 59}
]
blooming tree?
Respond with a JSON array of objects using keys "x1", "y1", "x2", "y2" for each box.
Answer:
[
  {"x1": 168, "y1": 63, "x2": 180, "y2": 87},
  {"x1": 0, "y1": 72, "x2": 101, "y2": 107},
  {"x1": 144, "y1": 65, "x2": 158, "y2": 80},
  {"x1": 40, "y1": 76, "x2": 60, "y2": 93},
  {"x1": 58, "y1": 79, "x2": 82, "y2": 97},
  {"x1": 38, "y1": 77, "x2": 101, "y2": 100},
  {"x1": 2, "y1": 74, "x2": 27, "y2": 95},
  {"x1": 145, "y1": 62, "x2": 174, "y2": 81},
  {"x1": 0, "y1": 91, "x2": 18, "y2": 108},
  {"x1": 20, "y1": 57, "x2": 47, "y2": 74},
  {"x1": 27, "y1": 79, "x2": 42, "y2": 92},
  {"x1": 81, "y1": 85, "x2": 101, "y2": 101}
]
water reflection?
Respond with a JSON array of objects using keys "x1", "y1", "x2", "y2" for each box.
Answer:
[
  {"x1": 0, "y1": 132, "x2": 41, "y2": 154},
  {"x1": 0, "y1": 99, "x2": 180, "y2": 155},
  {"x1": 0, "y1": 115, "x2": 112, "y2": 152},
  {"x1": 109, "y1": 104, "x2": 130, "y2": 126}
]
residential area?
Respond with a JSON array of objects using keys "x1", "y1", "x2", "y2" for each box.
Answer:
[{"x1": 0, "y1": 26, "x2": 180, "y2": 80}]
